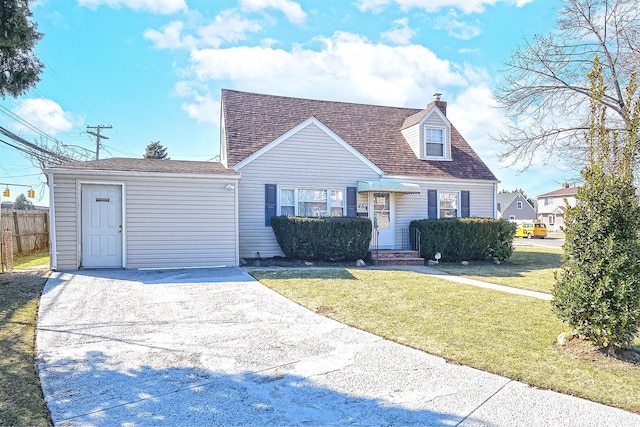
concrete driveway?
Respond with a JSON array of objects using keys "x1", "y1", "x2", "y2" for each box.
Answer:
[{"x1": 37, "y1": 268, "x2": 640, "y2": 426}]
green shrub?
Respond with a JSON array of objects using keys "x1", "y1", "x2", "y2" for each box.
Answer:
[
  {"x1": 552, "y1": 59, "x2": 640, "y2": 350},
  {"x1": 410, "y1": 218, "x2": 515, "y2": 262},
  {"x1": 270, "y1": 216, "x2": 372, "y2": 260}
]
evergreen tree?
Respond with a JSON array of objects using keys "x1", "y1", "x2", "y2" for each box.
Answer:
[
  {"x1": 143, "y1": 141, "x2": 169, "y2": 159},
  {"x1": 0, "y1": 0, "x2": 44, "y2": 98},
  {"x1": 14, "y1": 193, "x2": 34, "y2": 210},
  {"x1": 553, "y1": 58, "x2": 640, "y2": 350}
]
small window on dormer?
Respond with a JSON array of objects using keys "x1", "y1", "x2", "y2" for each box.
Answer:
[{"x1": 424, "y1": 127, "x2": 445, "y2": 158}]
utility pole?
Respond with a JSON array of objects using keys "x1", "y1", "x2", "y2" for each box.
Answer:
[{"x1": 86, "y1": 125, "x2": 112, "y2": 160}]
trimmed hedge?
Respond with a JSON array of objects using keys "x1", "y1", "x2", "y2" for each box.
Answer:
[
  {"x1": 271, "y1": 216, "x2": 372, "y2": 260},
  {"x1": 410, "y1": 218, "x2": 516, "y2": 262}
]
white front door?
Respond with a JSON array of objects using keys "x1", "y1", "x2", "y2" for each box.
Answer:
[
  {"x1": 81, "y1": 184, "x2": 123, "y2": 268},
  {"x1": 370, "y1": 192, "x2": 395, "y2": 249}
]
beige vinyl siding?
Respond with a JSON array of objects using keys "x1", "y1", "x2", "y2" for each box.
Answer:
[
  {"x1": 124, "y1": 176, "x2": 237, "y2": 268},
  {"x1": 51, "y1": 172, "x2": 238, "y2": 269},
  {"x1": 394, "y1": 180, "x2": 495, "y2": 249},
  {"x1": 236, "y1": 122, "x2": 380, "y2": 258},
  {"x1": 51, "y1": 175, "x2": 80, "y2": 269},
  {"x1": 401, "y1": 124, "x2": 421, "y2": 158}
]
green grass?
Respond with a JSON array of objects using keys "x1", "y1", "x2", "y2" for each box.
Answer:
[
  {"x1": 0, "y1": 270, "x2": 51, "y2": 426},
  {"x1": 13, "y1": 252, "x2": 50, "y2": 270},
  {"x1": 433, "y1": 246, "x2": 563, "y2": 294},
  {"x1": 252, "y1": 268, "x2": 640, "y2": 413}
]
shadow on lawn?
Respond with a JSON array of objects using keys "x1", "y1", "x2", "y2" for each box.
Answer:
[
  {"x1": 437, "y1": 251, "x2": 563, "y2": 278},
  {"x1": 39, "y1": 351, "x2": 481, "y2": 426},
  {"x1": 251, "y1": 268, "x2": 359, "y2": 281}
]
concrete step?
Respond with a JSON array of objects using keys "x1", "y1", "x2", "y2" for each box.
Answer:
[{"x1": 375, "y1": 250, "x2": 420, "y2": 259}]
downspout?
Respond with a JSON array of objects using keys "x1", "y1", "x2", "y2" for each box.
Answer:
[
  {"x1": 234, "y1": 178, "x2": 240, "y2": 267},
  {"x1": 48, "y1": 172, "x2": 57, "y2": 270}
]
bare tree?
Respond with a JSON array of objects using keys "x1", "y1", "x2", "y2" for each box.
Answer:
[{"x1": 495, "y1": 0, "x2": 640, "y2": 168}]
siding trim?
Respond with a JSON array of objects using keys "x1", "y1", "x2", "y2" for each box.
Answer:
[
  {"x1": 233, "y1": 117, "x2": 384, "y2": 175},
  {"x1": 48, "y1": 172, "x2": 57, "y2": 271}
]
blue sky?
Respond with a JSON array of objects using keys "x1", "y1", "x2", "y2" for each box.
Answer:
[{"x1": 0, "y1": 0, "x2": 575, "y2": 206}]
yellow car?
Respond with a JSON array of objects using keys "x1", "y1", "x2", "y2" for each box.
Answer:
[{"x1": 514, "y1": 222, "x2": 547, "y2": 239}]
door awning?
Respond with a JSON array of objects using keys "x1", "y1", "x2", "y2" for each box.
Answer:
[{"x1": 357, "y1": 180, "x2": 421, "y2": 194}]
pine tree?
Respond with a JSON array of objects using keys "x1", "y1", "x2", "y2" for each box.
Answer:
[
  {"x1": 553, "y1": 58, "x2": 640, "y2": 350},
  {"x1": 143, "y1": 141, "x2": 169, "y2": 159},
  {"x1": 0, "y1": 0, "x2": 44, "y2": 98},
  {"x1": 13, "y1": 193, "x2": 34, "y2": 210}
]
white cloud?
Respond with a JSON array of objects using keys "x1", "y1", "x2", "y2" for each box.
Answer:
[
  {"x1": 434, "y1": 10, "x2": 482, "y2": 39},
  {"x1": 354, "y1": 0, "x2": 391, "y2": 13},
  {"x1": 181, "y1": 93, "x2": 221, "y2": 125},
  {"x1": 197, "y1": 10, "x2": 262, "y2": 48},
  {"x1": 144, "y1": 11, "x2": 261, "y2": 50},
  {"x1": 188, "y1": 31, "x2": 473, "y2": 107},
  {"x1": 380, "y1": 18, "x2": 416, "y2": 45},
  {"x1": 356, "y1": 0, "x2": 529, "y2": 14},
  {"x1": 12, "y1": 99, "x2": 76, "y2": 135},
  {"x1": 239, "y1": 0, "x2": 306, "y2": 24},
  {"x1": 78, "y1": 0, "x2": 187, "y2": 14}
]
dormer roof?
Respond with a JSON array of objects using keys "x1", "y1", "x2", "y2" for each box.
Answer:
[{"x1": 221, "y1": 89, "x2": 497, "y2": 181}]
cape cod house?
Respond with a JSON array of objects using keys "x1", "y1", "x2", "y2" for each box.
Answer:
[
  {"x1": 46, "y1": 90, "x2": 498, "y2": 270},
  {"x1": 496, "y1": 191, "x2": 537, "y2": 221}
]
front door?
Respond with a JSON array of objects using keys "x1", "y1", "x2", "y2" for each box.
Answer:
[
  {"x1": 81, "y1": 184, "x2": 123, "y2": 268},
  {"x1": 371, "y1": 192, "x2": 394, "y2": 249}
]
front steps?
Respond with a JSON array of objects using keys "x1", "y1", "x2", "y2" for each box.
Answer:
[{"x1": 371, "y1": 249, "x2": 425, "y2": 266}]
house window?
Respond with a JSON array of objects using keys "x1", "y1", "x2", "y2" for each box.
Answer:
[
  {"x1": 424, "y1": 127, "x2": 445, "y2": 158},
  {"x1": 544, "y1": 197, "x2": 552, "y2": 206},
  {"x1": 509, "y1": 215, "x2": 516, "y2": 220},
  {"x1": 549, "y1": 214, "x2": 555, "y2": 225},
  {"x1": 439, "y1": 192, "x2": 458, "y2": 218},
  {"x1": 517, "y1": 201, "x2": 523, "y2": 209},
  {"x1": 279, "y1": 187, "x2": 344, "y2": 217}
]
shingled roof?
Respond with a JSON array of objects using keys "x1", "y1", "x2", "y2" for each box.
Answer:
[
  {"x1": 48, "y1": 158, "x2": 238, "y2": 176},
  {"x1": 222, "y1": 89, "x2": 497, "y2": 181}
]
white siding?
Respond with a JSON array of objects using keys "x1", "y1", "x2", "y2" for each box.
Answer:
[
  {"x1": 401, "y1": 124, "x2": 421, "y2": 158},
  {"x1": 51, "y1": 172, "x2": 238, "y2": 269},
  {"x1": 394, "y1": 179, "x2": 495, "y2": 249},
  {"x1": 236, "y1": 122, "x2": 380, "y2": 258}
]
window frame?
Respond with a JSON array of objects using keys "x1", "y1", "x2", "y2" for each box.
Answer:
[
  {"x1": 423, "y1": 125, "x2": 447, "y2": 160},
  {"x1": 438, "y1": 191, "x2": 460, "y2": 219},
  {"x1": 517, "y1": 200, "x2": 523, "y2": 210},
  {"x1": 277, "y1": 186, "x2": 346, "y2": 217}
]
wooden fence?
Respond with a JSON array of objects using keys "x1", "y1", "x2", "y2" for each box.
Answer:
[{"x1": 0, "y1": 209, "x2": 49, "y2": 255}]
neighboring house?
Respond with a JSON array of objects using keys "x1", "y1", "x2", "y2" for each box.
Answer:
[
  {"x1": 536, "y1": 184, "x2": 578, "y2": 232},
  {"x1": 221, "y1": 90, "x2": 498, "y2": 259},
  {"x1": 47, "y1": 90, "x2": 498, "y2": 270},
  {"x1": 496, "y1": 191, "x2": 537, "y2": 221}
]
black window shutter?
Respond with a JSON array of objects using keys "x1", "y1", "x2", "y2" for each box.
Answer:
[
  {"x1": 427, "y1": 189, "x2": 437, "y2": 219},
  {"x1": 265, "y1": 184, "x2": 277, "y2": 226},
  {"x1": 461, "y1": 190, "x2": 470, "y2": 218},
  {"x1": 346, "y1": 187, "x2": 357, "y2": 217}
]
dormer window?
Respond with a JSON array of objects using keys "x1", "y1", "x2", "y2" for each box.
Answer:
[{"x1": 424, "y1": 126, "x2": 446, "y2": 159}]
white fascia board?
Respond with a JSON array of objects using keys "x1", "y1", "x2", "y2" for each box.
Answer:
[
  {"x1": 383, "y1": 174, "x2": 500, "y2": 185},
  {"x1": 418, "y1": 106, "x2": 452, "y2": 128},
  {"x1": 46, "y1": 169, "x2": 240, "y2": 180},
  {"x1": 232, "y1": 116, "x2": 384, "y2": 175}
]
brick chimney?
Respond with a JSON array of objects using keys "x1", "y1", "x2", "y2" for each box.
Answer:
[
  {"x1": 562, "y1": 182, "x2": 569, "y2": 188},
  {"x1": 432, "y1": 92, "x2": 447, "y2": 116}
]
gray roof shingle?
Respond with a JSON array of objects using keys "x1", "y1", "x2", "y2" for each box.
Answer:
[
  {"x1": 49, "y1": 158, "x2": 238, "y2": 176},
  {"x1": 222, "y1": 89, "x2": 497, "y2": 181}
]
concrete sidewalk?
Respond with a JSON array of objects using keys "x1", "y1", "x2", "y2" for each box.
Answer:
[{"x1": 37, "y1": 268, "x2": 640, "y2": 426}]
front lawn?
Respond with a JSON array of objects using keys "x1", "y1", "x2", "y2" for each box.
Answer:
[
  {"x1": 251, "y1": 268, "x2": 640, "y2": 413},
  {"x1": 432, "y1": 246, "x2": 563, "y2": 294}
]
